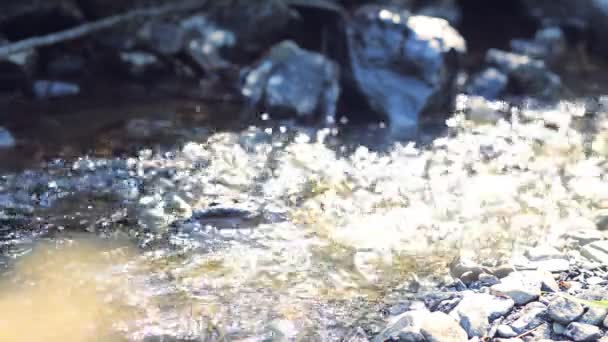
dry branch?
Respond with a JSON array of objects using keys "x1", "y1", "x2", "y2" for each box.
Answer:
[{"x1": 0, "y1": 0, "x2": 205, "y2": 59}]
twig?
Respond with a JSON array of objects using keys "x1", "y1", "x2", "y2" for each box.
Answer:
[
  {"x1": 515, "y1": 324, "x2": 544, "y2": 339},
  {"x1": 0, "y1": 0, "x2": 205, "y2": 59}
]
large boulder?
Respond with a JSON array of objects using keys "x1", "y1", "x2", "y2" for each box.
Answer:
[
  {"x1": 345, "y1": 5, "x2": 465, "y2": 137},
  {"x1": 241, "y1": 40, "x2": 340, "y2": 123}
]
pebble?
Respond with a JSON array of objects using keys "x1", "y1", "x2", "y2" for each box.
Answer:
[
  {"x1": 509, "y1": 302, "x2": 547, "y2": 334},
  {"x1": 579, "y1": 306, "x2": 608, "y2": 326},
  {"x1": 547, "y1": 296, "x2": 584, "y2": 324},
  {"x1": 373, "y1": 310, "x2": 467, "y2": 342},
  {"x1": 449, "y1": 293, "x2": 514, "y2": 337},
  {"x1": 496, "y1": 324, "x2": 518, "y2": 338},
  {"x1": 490, "y1": 271, "x2": 542, "y2": 305},
  {"x1": 564, "y1": 322, "x2": 602, "y2": 341},
  {"x1": 0, "y1": 127, "x2": 16, "y2": 149}
]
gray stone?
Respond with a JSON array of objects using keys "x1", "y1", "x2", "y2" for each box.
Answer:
[
  {"x1": 374, "y1": 310, "x2": 467, "y2": 342},
  {"x1": 579, "y1": 306, "x2": 608, "y2": 326},
  {"x1": 552, "y1": 322, "x2": 566, "y2": 335},
  {"x1": 547, "y1": 297, "x2": 584, "y2": 324},
  {"x1": 525, "y1": 245, "x2": 565, "y2": 261},
  {"x1": 485, "y1": 49, "x2": 561, "y2": 100},
  {"x1": 449, "y1": 293, "x2": 514, "y2": 338},
  {"x1": 241, "y1": 40, "x2": 340, "y2": 123},
  {"x1": 509, "y1": 302, "x2": 547, "y2": 334},
  {"x1": 564, "y1": 229, "x2": 603, "y2": 245},
  {"x1": 465, "y1": 67, "x2": 508, "y2": 100},
  {"x1": 32, "y1": 80, "x2": 80, "y2": 99},
  {"x1": 181, "y1": 14, "x2": 236, "y2": 73},
  {"x1": 531, "y1": 258, "x2": 571, "y2": 273},
  {"x1": 597, "y1": 214, "x2": 608, "y2": 231},
  {"x1": 496, "y1": 324, "x2": 517, "y2": 338},
  {"x1": 346, "y1": 5, "x2": 465, "y2": 137},
  {"x1": 491, "y1": 271, "x2": 542, "y2": 305},
  {"x1": 581, "y1": 240, "x2": 608, "y2": 265},
  {"x1": 137, "y1": 21, "x2": 185, "y2": 56},
  {"x1": 0, "y1": 127, "x2": 16, "y2": 149},
  {"x1": 449, "y1": 257, "x2": 492, "y2": 282},
  {"x1": 119, "y1": 51, "x2": 166, "y2": 77},
  {"x1": 564, "y1": 322, "x2": 602, "y2": 341}
]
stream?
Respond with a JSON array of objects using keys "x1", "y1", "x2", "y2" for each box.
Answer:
[{"x1": 1, "y1": 89, "x2": 608, "y2": 341}]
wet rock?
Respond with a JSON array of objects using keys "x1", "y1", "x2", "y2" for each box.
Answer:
[
  {"x1": 125, "y1": 118, "x2": 172, "y2": 139},
  {"x1": 137, "y1": 21, "x2": 185, "y2": 56},
  {"x1": 119, "y1": 51, "x2": 166, "y2": 77},
  {"x1": 581, "y1": 240, "x2": 608, "y2": 265},
  {"x1": 346, "y1": 5, "x2": 465, "y2": 136},
  {"x1": 209, "y1": 0, "x2": 291, "y2": 55},
  {"x1": 31, "y1": 80, "x2": 79, "y2": 99},
  {"x1": 597, "y1": 214, "x2": 608, "y2": 231},
  {"x1": 449, "y1": 293, "x2": 514, "y2": 338},
  {"x1": 510, "y1": 27, "x2": 566, "y2": 65},
  {"x1": 564, "y1": 322, "x2": 602, "y2": 341},
  {"x1": 490, "y1": 271, "x2": 542, "y2": 305},
  {"x1": 485, "y1": 49, "x2": 561, "y2": 100},
  {"x1": 373, "y1": 310, "x2": 467, "y2": 342},
  {"x1": 547, "y1": 297, "x2": 584, "y2": 324},
  {"x1": 464, "y1": 67, "x2": 508, "y2": 100},
  {"x1": 241, "y1": 40, "x2": 340, "y2": 123},
  {"x1": 449, "y1": 256, "x2": 492, "y2": 284},
  {"x1": 180, "y1": 14, "x2": 236, "y2": 73},
  {"x1": 522, "y1": 0, "x2": 591, "y2": 29},
  {"x1": 509, "y1": 302, "x2": 547, "y2": 334},
  {"x1": 0, "y1": 127, "x2": 16, "y2": 149},
  {"x1": 579, "y1": 306, "x2": 608, "y2": 326}
]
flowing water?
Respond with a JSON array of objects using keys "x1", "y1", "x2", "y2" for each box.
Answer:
[{"x1": 1, "y1": 95, "x2": 608, "y2": 340}]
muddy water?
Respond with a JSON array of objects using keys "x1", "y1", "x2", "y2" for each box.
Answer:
[{"x1": 0, "y1": 235, "x2": 136, "y2": 342}]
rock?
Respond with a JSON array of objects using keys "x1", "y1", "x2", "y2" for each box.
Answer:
[
  {"x1": 344, "y1": 327, "x2": 370, "y2": 342},
  {"x1": 266, "y1": 319, "x2": 298, "y2": 341},
  {"x1": 564, "y1": 229, "x2": 603, "y2": 246},
  {"x1": 31, "y1": 80, "x2": 79, "y2": 99},
  {"x1": 522, "y1": 0, "x2": 591, "y2": 29},
  {"x1": 485, "y1": 49, "x2": 561, "y2": 100},
  {"x1": 209, "y1": 0, "x2": 291, "y2": 55},
  {"x1": 415, "y1": 0, "x2": 461, "y2": 25},
  {"x1": 579, "y1": 306, "x2": 608, "y2": 326},
  {"x1": 553, "y1": 322, "x2": 566, "y2": 335},
  {"x1": 510, "y1": 27, "x2": 565, "y2": 65},
  {"x1": 346, "y1": 5, "x2": 465, "y2": 136},
  {"x1": 180, "y1": 14, "x2": 236, "y2": 73},
  {"x1": 241, "y1": 40, "x2": 340, "y2": 123},
  {"x1": 373, "y1": 310, "x2": 467, "y2": 342},
  {"x1": 119, "y1": 51, "x2": 166, "y2": 77},
  {"x1": 604, "y1": 312, "x2": 608, "y2": 328},
  {"x1": 564, "y1": 322, "x2": 602, "y2": 341},
  {"x1": 0, "y1": 127, "x2": 16, "y2": 149},
  {"x1": 449, "y1": 293, "x2": 514, "y2": 338},
  {"x1": 590, "y1": 0, "x2": 608, "y2": 57},
  {"x1": 547, "y1": 297, "x2": 584, "y2": 324},
  {"x1": 531, "y1": 259, "x2": 571, "y2": 273},
  {"x1": 449, "y1": 256, "x2": 492, "y2": 283},
  {"x1": 490, "y1": 271, "x2": 542, "y2": 305},
  {"x1": 509, "y1": 302, "x2": 547, "y2": 334},
  {"x1": 597, "y1": 214, "x2": 608, "y2": 231},
  {"x1": 464, "y1": 67, "x2": 508, "y2": 100},
  {"x1": 496, "y1": 324, "x2": 517, "y2": 338},
  {"x1": 525, "y1": 245, "x2": 565, "y2": 261},
  {"x1": 581, "y1": 240, "x2": 608, "y2": 265},
  {"x1": 137, "y1": 21, "x2": 185, "y2": 56}
]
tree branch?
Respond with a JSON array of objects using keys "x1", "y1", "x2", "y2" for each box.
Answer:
[{"x1": 0, "y1": 0, "x2": 205, "y2": 59}]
